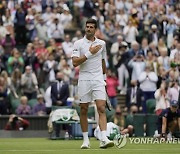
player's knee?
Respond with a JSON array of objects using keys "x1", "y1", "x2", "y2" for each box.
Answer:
[
  {"x1": 80, "y1": 105, "x2": 88, "y2": 115},
  {"x1": 97, "y1": 106, "x2": 106, "y2": 114}
]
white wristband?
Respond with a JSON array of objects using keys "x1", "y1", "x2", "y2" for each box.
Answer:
[
  {"x1": 103, "y1": 74, "x2": 107, "y2": 80},
  {"x1": 84, "y1": 51, "x2": 92, "y2": 59}
]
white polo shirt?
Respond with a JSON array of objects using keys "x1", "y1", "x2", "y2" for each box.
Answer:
[{"x1": 72, "y1": 36, "x2": 107, "y2": 81}]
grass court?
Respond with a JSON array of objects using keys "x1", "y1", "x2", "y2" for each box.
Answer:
[{"x1": 0, "y1": 138, "x2": 180, "y2": 154}]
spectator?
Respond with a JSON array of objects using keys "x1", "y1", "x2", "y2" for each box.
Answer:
[
  {"x1": 25, "y1": 8, "x2": 35, "y2": 42},
  {"x1": 106, "y1": 69, "x2": 119, "y2": 109},
  {"x1": 123, "y1": 20, "x2": 139, "y2": 46},
  {"x1": 128, "y1": 54, "x2": 146, "y2": 81},
  {"x1": 167, "y1": 80, "x2": 180, "y2": 103},
  {"x1": 47, "y1": 17, "x2": 64, "y2": 43},
  {"x1": 154, "y1": 81, "x2": 170, "y2": 116},
  {"x1": 43, "y1": 53, "x2": 58, "y2": 88},
  {"x1": 10, "y1": 68, "x2": 22, "y2": 98},
  {"x1": 138, "y1": 65, "x2": 158, "y2": 113},
  {"x1": 115, "y1": 41, "x2": 129, "y2": 93},
  {"x1": 35, "y1": 18, "x2": 48, "y2": 43},
  {"x1": 7, "y1": 48, "x2": 24, "y2": 74},
  {"x1": 60, "y1": 5, "x2": 73, "y2": 29},
  {"x1": 4, "y1": 114, "x2": 30, "y2": 130},
  {"x1": 158, "y1": 100, "x2": 180, "y2": 139},
  {"x1": 113, "y1": 105, "x2": 125, "y2": 131},
  {"x1": 44, "y1": 85, "x2": 52, "y2": 114},
  {"x1": 21, "y1": 66, "x2": 38, "y2": 100},
  {"x1": 16, "y1": 96, "x2": 31, "y2": 115},
  {"x1": 51, "y1": 72, "x2": 69, "y2": 106},
  {"x1": 46, "y1": 38, "x2": 57, "y2": 54},
  {"x1": 32, "y1": 94, "x2": 46, "y2": 116},
  {"x1": 157, "y1": 47, "x2": 170, "y2": 71},
  {"x1": 1, "y1": 33, "x2": 16, "y2": 59},
  {"x1": 148, "y1": 25, "x2": 160, "y2": 45},
  {"x1": 61, "y1": 61, "x2": 72, "y2": 82},
  {"x1": 62, "y1": 34, "x2": 73, "y2": 60},
  {"x1": 23, "y1": 43, "x2": 35, "y2": 69},
  {"x1": 125, "y1": 80, "x2": 143, "y2": 112},
  {"x1": 14, "y1": 7, "x2": 26, "y2": 45},
  {"x1": 121, "y1": 105, "x2": 138, "y2": 136},
  {"x1": 2, "y1": 8, "x2": 14, "y2": 37},
  {"x1": 0, "y1": 19, "x2": 9, "y2": 41},
  {"x1": 145, "y1": 50, "x2": 158, "y2": 75},
  {"x1": 0, "y1": 76, "x2": 9, "y2": 115}
]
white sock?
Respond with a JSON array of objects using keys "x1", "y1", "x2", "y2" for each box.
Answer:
[
  {"x1": 82, "y1": 132, "x2": 89, "y2": 143},
  {"x1": 101, "y1": 130, "x2": 108, "y2": 141}
]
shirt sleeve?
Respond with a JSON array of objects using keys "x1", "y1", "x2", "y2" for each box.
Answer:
[
  {"x1": 102, "y1": 41, "x2": 107, "y2": 60},
  {"x1": 71, "y1": 41, "x2": 80, "y2": 58}
]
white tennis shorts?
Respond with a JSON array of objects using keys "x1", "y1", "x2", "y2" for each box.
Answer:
[{"x1": 78, "y1": 80, "x2": 106, "y2": 103}]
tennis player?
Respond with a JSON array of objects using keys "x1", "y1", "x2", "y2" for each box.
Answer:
[{"x1": 71, "y1": 18, "x2": 114, "y2": 149}]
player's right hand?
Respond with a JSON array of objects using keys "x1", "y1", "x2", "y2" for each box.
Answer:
[{"x1": 89, "y1": 45, "x2": 102, "y2": 54}]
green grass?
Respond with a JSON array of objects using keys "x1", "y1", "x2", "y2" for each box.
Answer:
[{"x1": 0, "y1": 138, "x2": 180, "y2": 154}]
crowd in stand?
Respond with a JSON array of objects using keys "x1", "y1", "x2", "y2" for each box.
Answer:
[{"x1": 0, "y1": 0, "x2": 179, "y2": 128}]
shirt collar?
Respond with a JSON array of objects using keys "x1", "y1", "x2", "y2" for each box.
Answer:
[{"x1": 83, "y1": 36, "x2": 98, "y2": 44}]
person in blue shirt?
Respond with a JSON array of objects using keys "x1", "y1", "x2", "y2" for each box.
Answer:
[{"x1": 158, "y1": 100, "x2": 180, "y2": 138}]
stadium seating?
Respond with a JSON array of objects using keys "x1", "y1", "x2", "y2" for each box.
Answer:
[
  {"x1": 11, "y1": 98, "x2": 21, "y2": 113},
  {"x1": 28, "y1": 99, "x2": 38, "y2": 108},
  {"x1": 146, "y1": 114, "x2": 158, "y2": 137},
  {"x1": 133, "y1": 114, "x2": 146, "y2": 137},
  {"x1": 146, "y1": 99, "x2": 156, "y2": 114}
]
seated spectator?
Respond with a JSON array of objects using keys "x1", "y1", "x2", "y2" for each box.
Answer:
[
  {"x1": 4, "y1": 114, "x2": 30, "y2": 130},
  {"x1": 16, "y1": 96, "x2": 31, "y2": 115},
  {"x1": 32, "y1": 94, "x2": 46, "y2": 116},
  {"x1": 158, "y1": 100, "x2": 180, "y2": 139},
  {"x1": 113, "y1": 105, "x2": 125, "y2": 131},
  {"x1": 121, "y1": 105, "x2": 138, "y2": 136},
  {"x1": 21, "y1": 66, "x2": 38, "y2": 100},
  {"x1": 10, "y1": 68, "x2": 22, "y2": 98}
]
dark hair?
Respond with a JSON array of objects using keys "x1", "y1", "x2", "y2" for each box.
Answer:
[{"x1": 86, "y1": 18, "x2": 97, "y2": 28}]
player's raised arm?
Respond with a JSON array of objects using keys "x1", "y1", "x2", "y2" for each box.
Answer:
[{"x1": 72, "y1": 44, "x2": 102, "y2": 67}]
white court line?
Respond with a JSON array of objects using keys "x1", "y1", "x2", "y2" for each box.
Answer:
[{"x1": 0, "y1": 148, "x2": 180, "y2": 151}]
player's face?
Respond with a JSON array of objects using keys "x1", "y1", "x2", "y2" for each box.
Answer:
[{"x1": 85, "y1": 23, "x2": 96, "y2": 37}]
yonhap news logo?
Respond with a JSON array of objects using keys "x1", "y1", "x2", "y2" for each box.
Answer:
[
  {"x1": 113, "y1": 134, "x2": 127, "y2": 148},
  {"x1": 113, "y1": 134, "x2": 180, "y2": 148}
]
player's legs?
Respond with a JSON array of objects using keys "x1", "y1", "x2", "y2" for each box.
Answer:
[
  {"x1": 168, "y1": 119, "x2": 178, "y2": 133},
  {"x1": 96, "y1": 99, "x2": 107, "y2": 131},
  {"x1": 80, "y1": 103, "x2": 90, "y2": 149},
  {"x1": 95, "y1": 99, "x2": 114, "y2": 148},
  {"x1": 92, "y1": 81, "x2": 114, "y2": 148},
  {"x1": 78, "y1": 80, "x2": 92, "y2": 149},
  {"x1": 80, "y1": 103, "x2": 89, "y2": 132}
]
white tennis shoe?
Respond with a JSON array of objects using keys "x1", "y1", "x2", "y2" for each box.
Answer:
[
  {"x1": 99, "y1": 139, "x2": 114, "y2": 148},
  {"x1": 81, "y1": 142, "x2": 90, "y2": 149}
]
